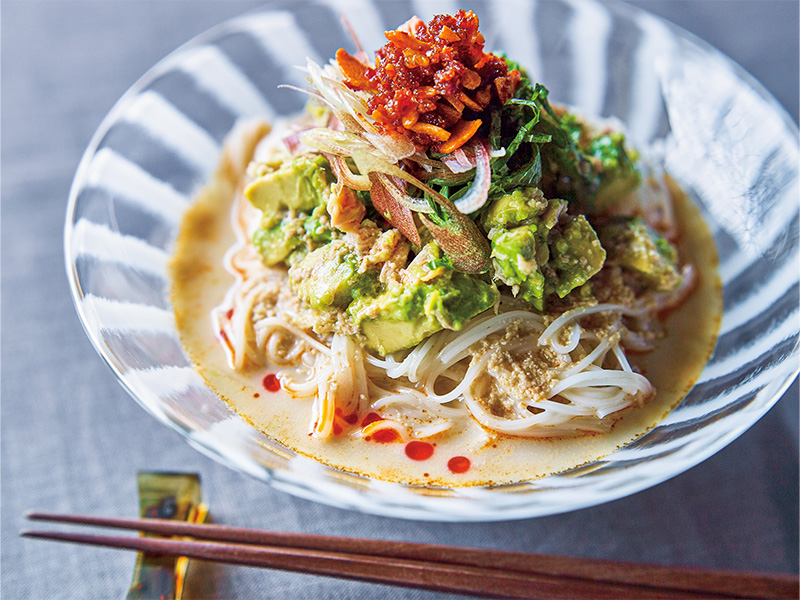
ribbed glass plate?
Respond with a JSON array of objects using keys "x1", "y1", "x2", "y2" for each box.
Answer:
[{"x1": 65, "y1": 0, "x2": 799, "y2": 520}]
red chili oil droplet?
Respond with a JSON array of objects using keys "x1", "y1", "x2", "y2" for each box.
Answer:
[
  {"x1": 372, "y1": 429, "x2": 399, "y2": 443},
  {"x1": 447, "y1": 456, "x2": 471, "y2": 473},
  {"x1": 405, "y1": 441, "x2": 434, "y2": 461},
  {"x1": 333, "y1": 423, "x2": 343, "y2": 436},
  {"x1": 253, "y1": 393, "x2": 260, "y2": 398},
  {"x1": 262, "y1": 373, "x2": 281, "y2": 392},
  {"x1": 343, "y1": 413, "x2": 359, "y2": 425},
  {"x1": 361, "y1": 412, "x2": 382, "y2": 427},
  {"x1": 219, "y1": 330, "x2": 230, "y2": 344},
  {"x1": 225, "y1": 308, "x2": 234, "y2": 320}
]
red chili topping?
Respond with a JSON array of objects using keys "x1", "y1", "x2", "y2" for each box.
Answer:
[
  {"x1": 447, "y1": 456, "x2": 471, "y2": 473},
  {"x1": 336, "y1": 10, "x2": 519, "y2": 152},
  {"x1": 405, "y1": 441, "x2": 434, "y2": 461},
  {"x1": 372, "y1": 428, "x2": 399, "y2": 443},
  {"x1": 262, "y1": 374, "x2": 281, "y2": 392},
  {"x1": 361, "y1": 412, "x2": 382, "y2": 427},
  {"x1": 343, "y1": 413, "x2": 359, "y2": 425}
]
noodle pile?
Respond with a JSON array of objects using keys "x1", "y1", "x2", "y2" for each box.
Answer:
[{"x1": 211, "y1": 172, "x2": 687, "y2": 441}]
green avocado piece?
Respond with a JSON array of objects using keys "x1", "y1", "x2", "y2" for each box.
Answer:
[
  {"x1": 488, "y1": 198, "x2": 605, "y2": 308},
  {"x1": 549, "y1": 215, "x2": 606, "y2": 297},
  {"x1": 348, "y1": 251, "x2": 499, "y2": 355},
  {"x1": 253, "y1": 221, "x2": 304, "y2": 266},
  {"x1": 289, "y1": 242, "x2": 378, "y2": 311},
  {"x1": 252, "y1": 204, "x2": 334, "y2": 267},
  {"x1": 598, "y1": 217, "x2": 682, "y2": 292},
  {"x1": 482, "y1": 187, "x2": 547, "y2": 230},
  {"x1": 360, "y1": 319, "x2": 439, "y2": 356},
  {"x1": 244, "y1": 154, "x2": 331, "y2": 227},
  {"x1": 487, "y1": 196, "x2": 569, "y2": 310},
  {"x1": 489, "y1": 225, "x2": 546, "y2": 309}
]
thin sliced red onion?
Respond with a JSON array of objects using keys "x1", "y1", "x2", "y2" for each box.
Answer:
[
  {"x1": 453, "y1": 140, "x2": 492, "y2": 214},
  {"x1": 454, "y1": 147, "x2": 472, "y2": 167},
  {"x1": 441, "y1": 148, "x2": 475, "y2": 174},
  {"x1": 339, "y1": 14, "x2": 367, "y2": 59}
]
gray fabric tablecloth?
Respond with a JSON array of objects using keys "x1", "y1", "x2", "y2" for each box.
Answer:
[{"x1": 2, "y1": 1, "x2": 798, "y2": 598}]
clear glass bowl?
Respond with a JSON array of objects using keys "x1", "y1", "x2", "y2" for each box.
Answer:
[{"x1": 65, "y1": 0, "x2": 799, "y2": 520}]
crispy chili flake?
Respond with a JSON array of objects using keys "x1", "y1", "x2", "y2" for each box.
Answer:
[{"x1": 337, "y1": 10, "x2": 520, "y2": 152}]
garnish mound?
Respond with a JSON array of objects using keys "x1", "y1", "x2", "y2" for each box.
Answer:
[{"x1": 337, "y1": 10, "x2": 520, "y2": 153}]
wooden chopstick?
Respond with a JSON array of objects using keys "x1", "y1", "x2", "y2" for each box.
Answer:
[
  {"x1": 23, "y1": 511, "x2": 799, "y2": 600},
  {"x1": 21, "y1": 530, "x2": 692, "y2": 600}
]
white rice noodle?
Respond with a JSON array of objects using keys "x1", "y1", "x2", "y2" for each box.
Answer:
[
  {"x1": 265, "y1": 330, "x2": 306, "y2": 365},
  {"x1": 256, "y1": 317, "x2": 332, "y2": 356},
  {"x1": 307, "y1": 333, "x2": 370, "y2": 439},
  {"x1": 538, "y1": 303, "x2": 644, "y2": 348},
  {"x1": 280, "y1": 371, "x2": 318, "y2": 397},
  {"x1": 463, "y1": 387, "x2": 612, "y2": 437},
  {"x1": 450, "y1": 308, "x2": 654, "y2": 437},
  {"x1": 353, "y1": 418, "x2": 411, "y2": 442},
  {"x1": 214, "y1": 174, "x2": 659, "y2": 439},
  {"x1": 439, "y1": 310, "x2": 546, "y2": 365}
]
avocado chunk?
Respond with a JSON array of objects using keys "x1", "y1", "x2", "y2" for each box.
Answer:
[
  {"x1": 482, "y1": 187, "x2": 547, "y2": 230},
  {"x1": 489, "y1": 225, "x2": 546, "y2": 309},
  {"x1": 289, "y1": 242, "x2": 378, "y2": 311},
  {"x1": 245, "y1": 154, "x2": 331, "y2": 227},
  {"x1": 487, "y1": 192, "x2": 605, "y2": 310},
  {"x1": 348, "y1": 245, "x2": 499, "y2": 355},
  {"x1": 247, "y1": 154, "x2": 338, "y2": 267},
  {"x1": 253, "y1": 220, "x2": 304, "y2": 266},
  {"x1": 252, "y1": 204, "x2": 335, "y2": 267},
  {"x1": 548, "y1": 215, "x2": 606, "y2": 297},
  {"x1": 598, "y1": 217, "x2": 682, "y2": 292}
]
